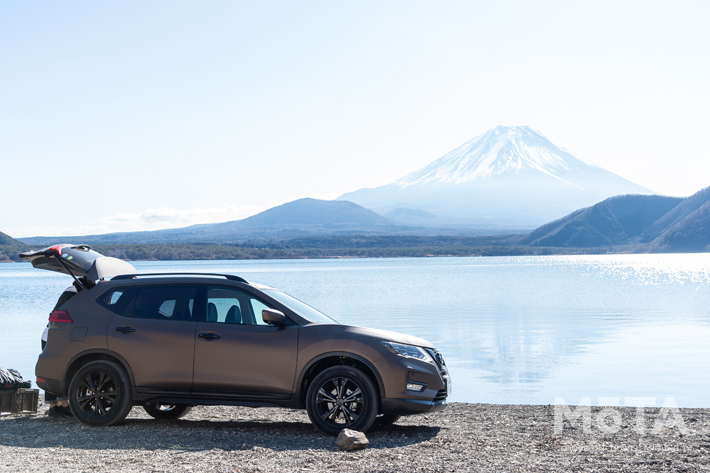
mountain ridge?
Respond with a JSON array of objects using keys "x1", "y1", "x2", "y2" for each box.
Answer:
[
  {"x1": 18, "y1": 198, "x2": 410, "y2": 245},
  {"x1": 522, "y1": 186, "x2": 710, "y2": 251},
  {"x1": 9, "y1": 187, "x2": 710, "y2": 255},
  {"x1": 0, "y1": 231, "x2": 21, "y2": 246}
]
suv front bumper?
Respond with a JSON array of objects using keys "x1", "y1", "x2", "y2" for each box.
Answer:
[
  {"x1": 375, "y1": 349, "x2": 450, "y2": 416},
  {"x1": 381, "y1": 396, "x2": 448, "y2": 415}
]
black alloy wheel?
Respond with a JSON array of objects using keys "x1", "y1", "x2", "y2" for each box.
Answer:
[
  {"x1": 143, "y1": 403, "x2": 193, "y2": 420},
  {"x1": 68, "y1": 360, "x2": 133, "y2": 426},
  {"x1": 306, "y1": 365, "x2": 378, "y2": 435}
]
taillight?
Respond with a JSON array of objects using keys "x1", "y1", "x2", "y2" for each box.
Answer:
[{"x1": 49, "y1": 310, "x2": 73, "y2": 323}]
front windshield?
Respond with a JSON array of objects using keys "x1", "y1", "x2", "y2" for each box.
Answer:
[{"x1": 261, "y1": 288, "x2": 338, "y2": 324}]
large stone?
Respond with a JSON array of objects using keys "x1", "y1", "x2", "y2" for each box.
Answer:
[{"x1": 335, "y1": 429, "x2": 369, "y2": 451}]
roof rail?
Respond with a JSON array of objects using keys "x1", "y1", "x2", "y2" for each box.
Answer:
[{"x1": 111, "y1": 273, "x2": 248, "y2": 283}]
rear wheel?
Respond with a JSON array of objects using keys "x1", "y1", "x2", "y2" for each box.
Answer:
[
  {"x1": 143, "y1": 403, "x2": 192, "y2": 420},
  {"x1": 68, "y1": 360, "x2": 133, "y2": 426},
  {"x1": 306, "y1": 365, "x2": 378, "y2": 435}
]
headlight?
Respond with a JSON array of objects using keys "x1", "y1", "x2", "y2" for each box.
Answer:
[{"x1": 382, "y1": 341, "x2": 433, "y2": 363}]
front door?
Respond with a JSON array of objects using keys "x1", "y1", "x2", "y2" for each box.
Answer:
[{"x1": 192, "y1": 286, "x2": 299, "y2": 399}]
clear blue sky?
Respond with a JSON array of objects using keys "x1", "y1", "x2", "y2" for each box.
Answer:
[{"x1": 2, "y1": 1, "x2": 708, "y2": 237}]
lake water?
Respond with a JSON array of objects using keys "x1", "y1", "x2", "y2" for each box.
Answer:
[{"x1": 1, "y1": 254, "x2": 709, "y2": 407}]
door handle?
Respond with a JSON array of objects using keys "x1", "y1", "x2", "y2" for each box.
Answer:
[
  {"x1": 198, "y1": 332, "x2": 221, "y2": 341},
  {"x1": 115, "y1": 326, "x2": 136, "y2": 334}
]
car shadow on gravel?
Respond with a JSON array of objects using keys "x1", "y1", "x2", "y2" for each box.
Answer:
[{"x1": 0, "y1": 415, "x2": 440, "y2": 452}]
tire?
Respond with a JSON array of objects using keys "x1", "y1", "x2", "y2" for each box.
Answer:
[
  {"x1": 306, "y1": 365, "x2": 379, "y2": 435},
  {"x1": 68, "y1": 360, "x2": 133, "y2": 427},
  {"x1": 373, "y1": 414, "x2": 401, "y2": 429},
  {"x1": 143, "y1": 403, "x2": 193, "y2": 420}
]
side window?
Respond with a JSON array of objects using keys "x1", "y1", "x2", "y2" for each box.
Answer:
[
  {"x1": 250, "y1": 298, "x2": 271, "y2": 326},
  {"x1": 98, "y1": 288, "x2": 132, "y2": 314},
  {"x1": 131, "y1": 286, "x2": 196, "y2": 321},
  {"x1": 206, "y1": 286, "x2": 272, "y2": 325}
]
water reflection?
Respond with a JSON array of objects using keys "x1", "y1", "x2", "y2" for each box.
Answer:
[{"x1": 1, "y1": 255, "x2": 709, "y2": 407}]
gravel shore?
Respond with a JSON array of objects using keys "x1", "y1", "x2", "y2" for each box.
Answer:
[{"x1": 1, "y1": 400, "x2": 709, "y2": 472}]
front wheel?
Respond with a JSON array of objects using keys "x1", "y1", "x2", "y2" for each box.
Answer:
[
  {"x1": 68, "y1": 360, "x2": 133, "y2": 426},
  {"x1": 306, "y1": 365, "x2": 378, "y2": 435},
  {"x1": 143, "y1": 403, "x2": 193, "y2": 420}
]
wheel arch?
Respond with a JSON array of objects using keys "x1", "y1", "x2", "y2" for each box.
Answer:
[
  {"x1": 63, "y1": 350, "x2": 136, "y2": 395},
  {"x1": 296, "y1": 352, "x2": 385, "y2": 409}
]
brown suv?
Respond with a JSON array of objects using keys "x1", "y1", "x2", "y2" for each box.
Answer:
[{"x1": 24, "y1": 245, "x2": 449, "y2": 434}]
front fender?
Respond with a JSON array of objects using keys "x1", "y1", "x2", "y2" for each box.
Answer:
[{"x1": 295, "y1": 350, "x2": 386, "y2": 405}]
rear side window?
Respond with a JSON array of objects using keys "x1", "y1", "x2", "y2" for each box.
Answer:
[
  {"x1": 98, "y1": 288, "x2": 132, "y2": 314},
  {"x1": 130, "y1": 286, "x2": 196, "y2": 321}
]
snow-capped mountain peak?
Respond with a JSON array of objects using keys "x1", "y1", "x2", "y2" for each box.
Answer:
[
  {"x1": 338, "y1": 125, "x2": 654, "y2": 230},
  {"x1": 396, "y1": 125, "x2": 599, "y2": 188}
]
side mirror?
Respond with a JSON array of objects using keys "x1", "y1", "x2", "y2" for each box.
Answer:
[{"x1": 262, "y1": 308, "x2": 286, "y2": 326}]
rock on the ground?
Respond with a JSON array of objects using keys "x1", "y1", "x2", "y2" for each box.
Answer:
[{"x1": 335, "y1": 429, "x2": 369, "y2": 451}]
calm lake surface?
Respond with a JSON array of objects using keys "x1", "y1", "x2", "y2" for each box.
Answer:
[{"x1": 2, "y1": 254, "x2": 709, "y2": 407}]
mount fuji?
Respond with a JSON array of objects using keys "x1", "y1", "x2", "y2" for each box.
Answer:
[{"x1": 339, "y1": 126, "x2": 655, "y2": 230}]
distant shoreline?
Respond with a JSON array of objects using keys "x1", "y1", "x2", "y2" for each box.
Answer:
[{"x1": 0, "y1": 238, "x2": 650, "y2": 264}]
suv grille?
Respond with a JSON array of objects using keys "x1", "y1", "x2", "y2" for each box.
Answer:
[
  {"x1": 434, "y1": 389, "x2": 448, "y2": 402},
  {"x1": 425, "y1": 348, "x2": 447, "y2": 371},
  {"x1": 425, "y1": 348, "x2": 449, "y2": 401}
]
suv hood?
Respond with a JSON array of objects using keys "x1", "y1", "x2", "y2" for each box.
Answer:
[
  {"x1": 20, "y1": 244, "x2": 136, "y2": 280},
  {"x1": 342, "y1": 325, "x2": 435, "y2": 349}
]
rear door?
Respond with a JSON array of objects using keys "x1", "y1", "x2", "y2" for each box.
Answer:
[
  {"x1": 192, "y1": 285, "x2": 299, "y2": 399},
  {"x1": 106, "y1": 285, "x2": 197, "y2": 393}
]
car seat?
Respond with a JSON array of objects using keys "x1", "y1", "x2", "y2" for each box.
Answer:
[
  {"x1": 207, "y1": 302, "x2": 218, "y2": 322},
  {"x1": 225, "y1": 305, "x2": 242, "y2": 324}
]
